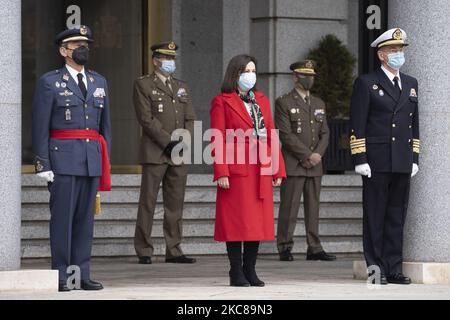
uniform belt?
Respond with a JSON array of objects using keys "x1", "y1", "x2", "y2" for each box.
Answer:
[{"x1": 50, "y1": 129, "x2": 111, "y2": 191}]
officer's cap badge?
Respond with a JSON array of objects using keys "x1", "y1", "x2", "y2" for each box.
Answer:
[
  {"x1": 168, "y1": 42, "x2": 176, "y2": 50},
  {"x1": 80, "y1": 25, "x2": 88, "y2": 36},
  {"x1": 393, "y1": 28, "x2": 402, "y2": 40}
]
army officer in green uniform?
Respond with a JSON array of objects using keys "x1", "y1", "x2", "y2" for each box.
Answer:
[
  {"x1": 133, "y1": 41, "x2": 197, "y2": 264},
  {"x1": 275, "y1": 60, "x2": 336, "y2": 262}
]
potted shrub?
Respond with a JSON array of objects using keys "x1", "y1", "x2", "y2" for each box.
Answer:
[{"x1": 307, "y1": 34, "x2": 356, "y2": 173}]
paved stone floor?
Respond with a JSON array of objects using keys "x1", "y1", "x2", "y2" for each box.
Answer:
[{"x1": 1, "y1": 256, "x2": 450, "y2": 300}]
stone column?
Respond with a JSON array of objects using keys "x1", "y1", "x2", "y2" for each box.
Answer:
[
  {"x1": 0, "y1": 0, "x2": 22, "y2": 272},
  {"x1": 249, "y1": 0, "x2": 350, "y2": 104},
  {"x1": 389, "y1": 0, "x2": 450, "y2": 284}
]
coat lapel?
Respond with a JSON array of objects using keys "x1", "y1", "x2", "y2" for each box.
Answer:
[
  {"x1": 222, "y1": 92, "x2": 253, "y2": 127},
  {"x1": 376, "y1": 68, "x2": 398, "y2": 104},
  {"x1": 171, "y1": 78, "x2": 180, "y2": 100},
  {"x1": 62, "y1": 66, "x2": 85, "y2": 101},
  {"x1": 290, "y1": 88, "x2": 309, "y2": 112},
  {"x1": 153, "y1": 72, "x2": 173, "y2": 97},
  {"x1": 85, "y1": 70, "x2": 97, "y2": 102},
  {"x1": 394, "y1": 73, "x2": 410, "y2": 112}
]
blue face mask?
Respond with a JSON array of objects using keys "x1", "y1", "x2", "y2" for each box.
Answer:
[
  {"x1": 387, "y1": 52, "x2": 405, "y2": 70},
  {"x1": 159, "y1": 60, "x2": 176, "y2": 74},
  {"x1": 238, "y1": 72, "x2": 257, "y2": 92}
]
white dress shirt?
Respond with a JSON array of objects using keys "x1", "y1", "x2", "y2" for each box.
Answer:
[
  {"x1": 381, "y1": 65, "x2": 402, "y2": 90},
  {"x1": 66, "y1": 64, "x2": 88, "y2": 89}
]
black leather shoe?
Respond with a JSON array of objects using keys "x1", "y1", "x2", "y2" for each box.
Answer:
[
  {"x1": 165, "y1": 255, "x2": 197, "y2": 263},
  {"x1": 368, "y1": 274, "x2": 388, "y2": 285},
  {"x1": 58, "y1": 283, "x2": 71, "y2": 292},
  {"x1": 80, "y1": 279, "x2": 104, "y2": 290},
  {"x1": 138, "y1": 256, "x2": 152, "y2": 264},
  {"x1": 387, "y1": 273, "x2": 411, "y2": 285},
  {"x1": 279, "y1": 250, "x2": 294, "y2": 261},
  {"x1": 306, "y1": 251, "x2": 337, "y2": 261}
]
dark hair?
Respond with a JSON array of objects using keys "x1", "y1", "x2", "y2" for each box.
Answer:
[{"x1": 221, "y1": 54, "x2": 257, "y2": 93}]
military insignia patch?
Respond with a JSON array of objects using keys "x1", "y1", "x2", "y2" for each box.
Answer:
[
  {"x1": 93, "y1": 88, "x2": 106, "y2": 98},
  {"x1": 63, "y1": 74, "x2": 69, "y2": 82},
  {"x1": 410, "y1": 88, "x2": 417, "y2": 97},
  {"x1": 59, "y1": 90, "x2": 73, "y2": 96},
  {"x1": 177, "y1": 88, "x2": 187, "y2": 97},
  {"x1": 314, "y1": 109, "x2": 325, "y2": 116}
]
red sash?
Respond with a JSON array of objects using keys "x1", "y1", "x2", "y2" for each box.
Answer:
[{"x1": 50, "y1": 130, "x2": 111, "y2": 191}]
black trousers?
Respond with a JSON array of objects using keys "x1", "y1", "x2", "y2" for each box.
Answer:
[{"x1": 362, "y1": 172, "x2": 410, "y2": 276}]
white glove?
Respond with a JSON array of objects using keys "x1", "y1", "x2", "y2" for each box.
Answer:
[
  {"x1": 355, "y1": 163, "x2": 372, "y2": 178},
  {"x1": 37, "y1": 171, "x2": 54, "y2": 183},
  {"x1": 411, "y1": 163, "x2": 419, "y2": 177}
]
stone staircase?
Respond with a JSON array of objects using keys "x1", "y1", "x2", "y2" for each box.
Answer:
[{"x1": 21, "y1": 174, "x2": 363, "y2": 258}]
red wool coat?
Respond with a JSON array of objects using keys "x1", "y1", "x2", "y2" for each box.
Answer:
[{"x1": 210, "y1": 91, "x2": 286, "y2": 241}]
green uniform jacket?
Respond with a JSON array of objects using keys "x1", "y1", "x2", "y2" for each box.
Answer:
[
  {"x1": 133, "y1": 72, "x2": 196, "y2": 165},
  {"x1": 274, "y1": 89, "x2": 329, "y2": 177}
]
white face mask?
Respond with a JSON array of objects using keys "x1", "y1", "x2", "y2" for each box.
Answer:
[
  {"x1": 159, "y1": 59, "x2": 176, "y2": 74},
  {"x1": 238, "y1": 72, "x2": 256, "y2": 92}
]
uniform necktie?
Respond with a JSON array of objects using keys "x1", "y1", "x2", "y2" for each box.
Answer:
[
  {"x1": 305, "y1": 95, "x2": 311, "y2": 106},
  {"x1": 393, "y1": 76, "x2": 401, "y2": 100},
  {"x1": 165, "y1": 78, "x2": 173, "y2": 93},
  {"x1": 77, "y1": 73, "x2": 87, "y2": 98}
]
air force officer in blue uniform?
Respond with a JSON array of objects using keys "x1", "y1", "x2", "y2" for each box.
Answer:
[
  {"x1": 32, "y1": 26, "x2": 111, "y2": 291},
  {"x1": 349, "y1": 28, "x2": 420, "y2": 285}
]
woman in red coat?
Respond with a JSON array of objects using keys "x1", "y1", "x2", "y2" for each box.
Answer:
[{"x1": 210, "y1": 54, "x2": 286, "y2": 287}]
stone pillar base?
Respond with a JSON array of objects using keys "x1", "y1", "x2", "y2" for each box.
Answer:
[
  {"x1": 0, "y1": 270, "x2": 58, "y2": 292},
  {"x1": 353, "y1": 261, "x2": 450, "y2": 284},
  {"x1": 403, "y1": 262, "x2": 450, "y2": 284}
]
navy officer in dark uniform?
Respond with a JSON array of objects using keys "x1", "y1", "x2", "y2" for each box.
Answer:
[
  {"x1": 349, "y1": 28, "x2": 419, "y2": 285},
  {"x1": 32, "y1": 25, "x2": 111, "y2": 291}
]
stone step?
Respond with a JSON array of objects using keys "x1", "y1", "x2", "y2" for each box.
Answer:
[
  {"x1": 22, "y1": 186, "x2": 362, "y2": 204},
  {"x1": 21, "y1": 173, "x2": 363, "y2": 258},
  {"x1": 22, "y1": 174, "x2": 363, "y2": 187},
  {"x1": 22, "y1": 219, "x2": 363, "y2": 240},
  {"x1": 21, "y1": 236, "x2": 363, "y2": 258},
  {"x1": 21, "y1": 202, "x2": 363, "y2": 221}
]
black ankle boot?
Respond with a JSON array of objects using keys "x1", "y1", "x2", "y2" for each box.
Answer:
[
  {"x1": 226, "y1": 242, "x2": 250, "y2": 287},
  {"x1": 243, "y1": 241, "x2": 265, "y2": 287}
]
